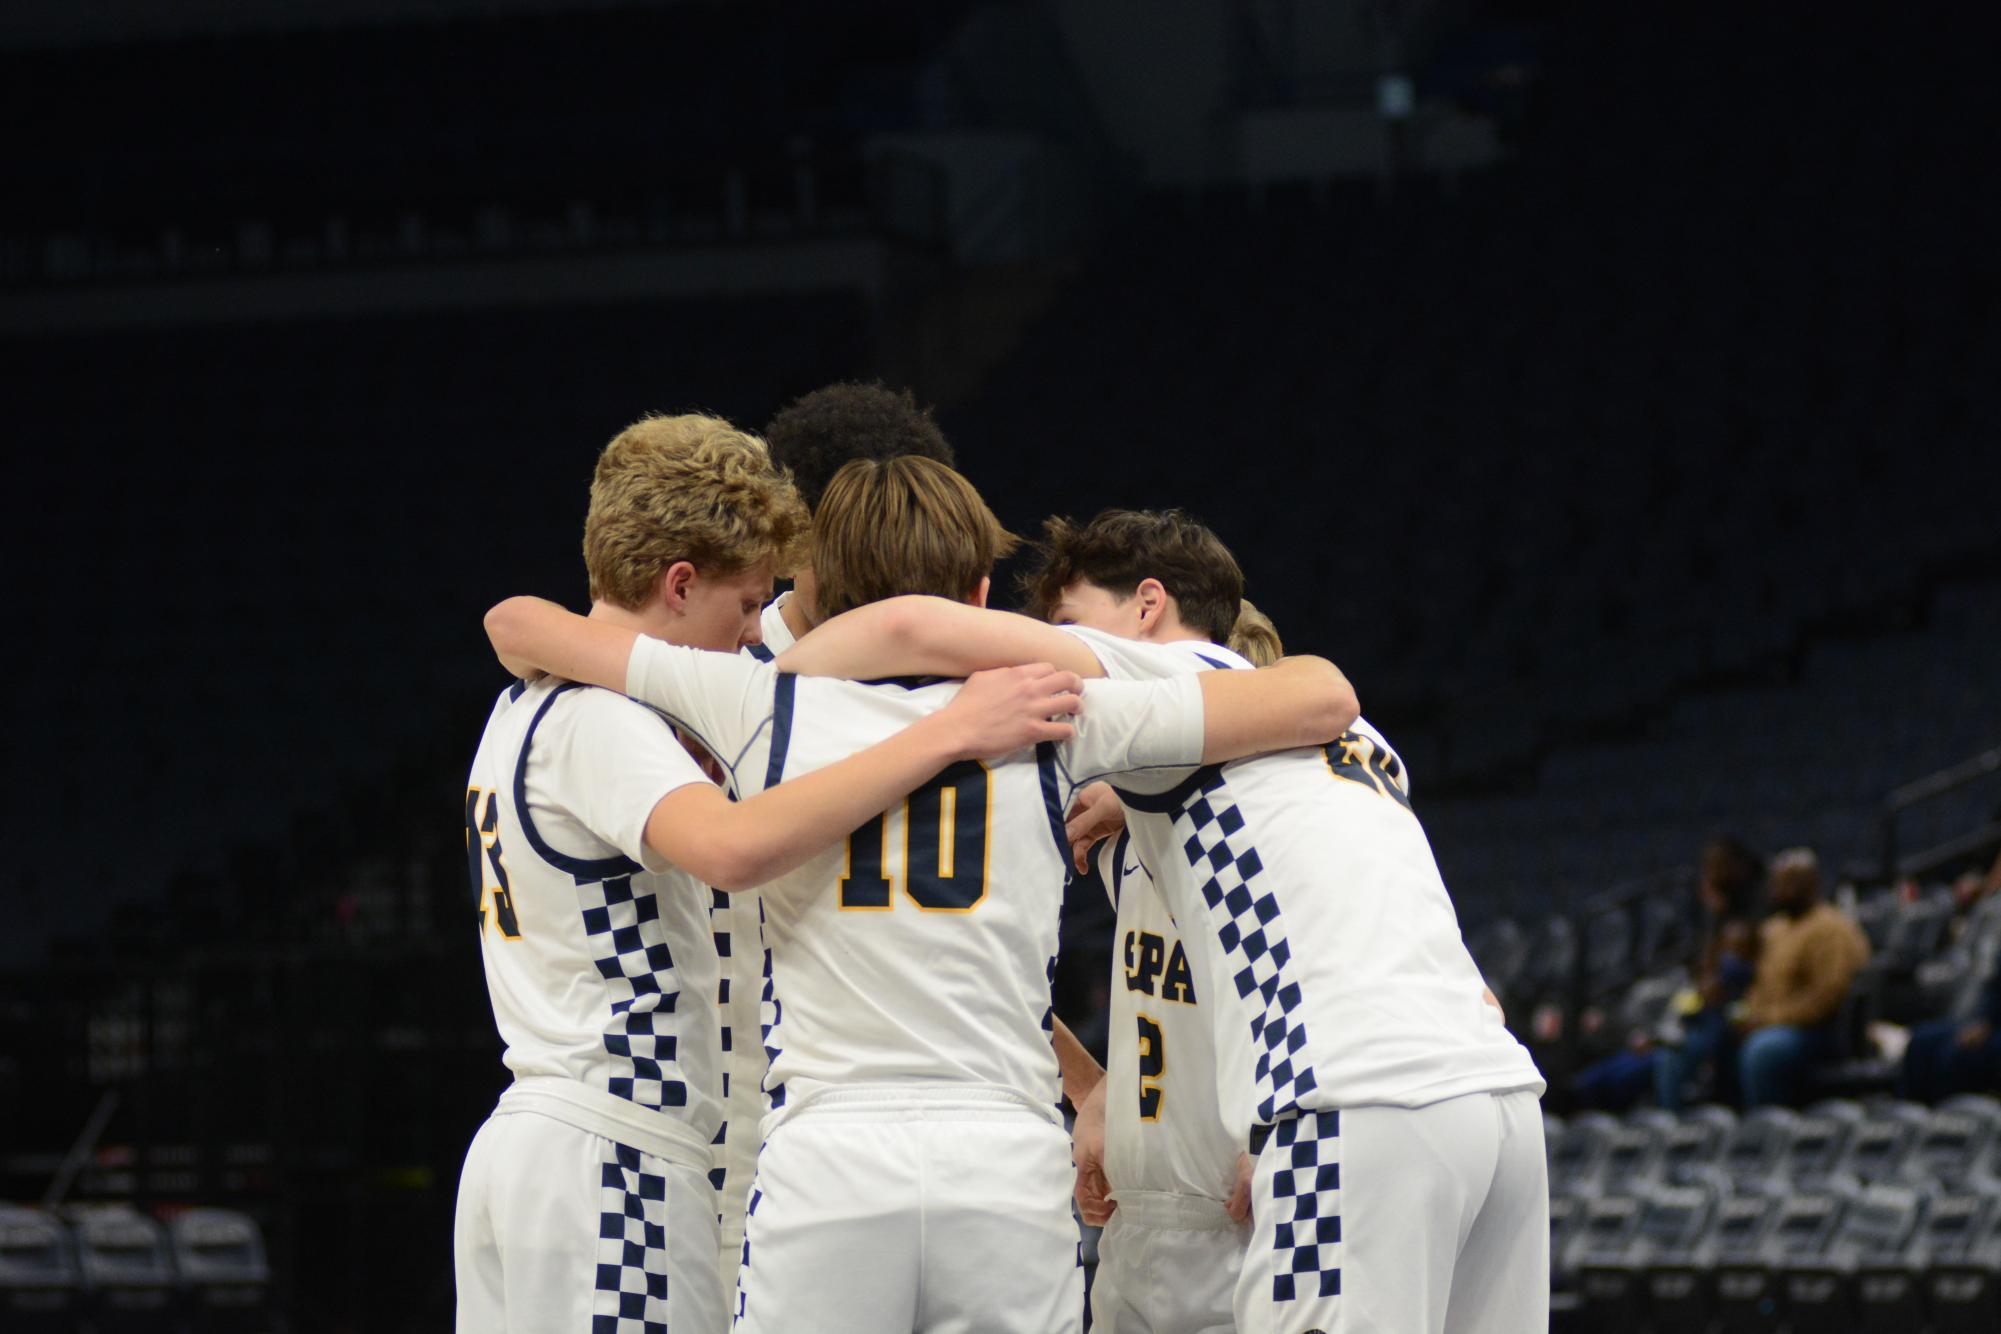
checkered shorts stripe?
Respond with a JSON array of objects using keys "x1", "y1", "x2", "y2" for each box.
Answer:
[
  {"x1": 734, "y1": 1185, "x2": 762, "y2": 1324},
  {"x1": 579, "y1": 875, "x2": 688, "y2": 1112},
  {"x1": 1262, "y1": 1111, "x2": 1342, "y2": 1303},
  {"x1": 595, "y1": 1141, "x2": 672, "y2": 1333},
  {"x1": 756, "y1": 898, "x2": 786, "y2": 1111},
  {"x1": 1166, "y1": 773, "x2": 1317, "y2": 1123}
]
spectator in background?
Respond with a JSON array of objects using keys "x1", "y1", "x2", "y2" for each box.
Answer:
[
  {"x1": 1654, "y1": 837, "x2": 1763, "y2": 1111},
  {"x1": 1897, "y1": 848, "x2": 2001, "y2": 1102},
  {"x1": 1737, "y1": 848, "x2": 1871, "y2": 1107},
  {"x1": 1570, "y1": 836, "x2": 1762, "y2": 1112}
]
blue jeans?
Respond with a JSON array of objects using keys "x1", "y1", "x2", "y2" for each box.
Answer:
[
  {"x1": 1899, "y1": 1019, "x2": 2001, "y2": 1102},
  {"x1": 1655, "y1": 1009, "x2": 1736, "y2": 1112},
  {"x1": 1572, "y1": 1047, "x2": 1658, "y2": 1112},
  {"x1": 1739, "y1": 1024, "x2": 1840, "y2": 1108}
]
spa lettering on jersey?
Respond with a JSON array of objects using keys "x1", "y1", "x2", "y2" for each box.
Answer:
[{"x1": 1123, "y1": 929, "x2": 1198, "y2": 1005}]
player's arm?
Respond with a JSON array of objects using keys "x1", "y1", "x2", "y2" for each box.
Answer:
[
  {"x1": 1069, "y1": 661, "x2": 1358, "y2": 795},
  {"x1": 491, "y1": 596, "x2": 1087, "y2": 891},
  {"x1": 644, "y1": 663, "x2": 1083, "y2": 891},
  {"x1": 774, "y1": 595, "x2": 1109, "y2": 680},
  {"x1": 779, "y1": 595, "x2": 1359, "y2": 758},
  {"x1": 1051, "y1": 1014, "x2": 1106, "y2": 1109},
  {"x1": 1194, "y1": 654, "x2": 1356, "y2": 762},
  {"x1": 487, "y1": 596, "x2": 638, "y2": 688}
]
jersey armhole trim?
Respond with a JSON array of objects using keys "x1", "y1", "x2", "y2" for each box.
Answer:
[
  {"x1": 744, "y1": 642, "x2": 776, "y2": 663},
  {"x1": 1034, "y1": 741, "x2": 1072, "y2": 871},
  {"x1": 1112, "y1": 764, "x2": 1225, "y2": 815},
  {"x1": 1108, "y1": 829, "x2": 1131, "y2": 908},
  {"x1": 514, "y1": 683, "x2": 647, "y2": 883},
  {"x1": 762, "y1": 672, "x2": 797, "y2": 790}
]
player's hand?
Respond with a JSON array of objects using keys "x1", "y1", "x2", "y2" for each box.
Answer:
[
  {"x1": 1072, "y1": 1077, "x2": 1116, "y2": 1227},
  {"x1": 1481, "y1": 986, "x2": 1505, "y2": 1022},
  {"x1": 1226, "y1": 1152, "x2": 1253, "y2": 1224},
  {"x1": 941, "y1": 664, "x2": 1083, "y2": 758},
  {"x1": 1066, "y1": 782, "x2": 1126, "y2": 874}
]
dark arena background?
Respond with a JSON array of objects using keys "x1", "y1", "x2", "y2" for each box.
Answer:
[{"x1": 4, "y1": 1, "x2": 1999, "y2": 1330}]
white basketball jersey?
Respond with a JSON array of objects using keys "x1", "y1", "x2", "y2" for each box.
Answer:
[
  {"x1": 463, "y1": 678, "x2": 725, "y2": 1163},
  {"x1": 1097, "y1": 834, "x2": 1244, "y2": 1202},
  {"x1": 1065, "y1": 627, "x2": 1545, "y2": 1141},
  {"x1": 620, "y1": 635, "x2": 1205, "y2": 1121}
]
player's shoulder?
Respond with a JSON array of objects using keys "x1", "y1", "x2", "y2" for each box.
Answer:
[
  {"x1": 529, "y1": 678, "x2": 680, "y2": 746},
  {"x1": 1061, "y1": 626, "x2": 1241, "y2": 680}
]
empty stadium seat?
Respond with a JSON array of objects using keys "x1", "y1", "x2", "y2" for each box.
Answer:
[
  {"x1": 1918, "y1": 1193, "x2": 2001, "y2": 1333},
  {"x1": 1780, "y1": 1183, "x2": 1926, "y2": 1331},
  {"x1": 1688, "y1": 1193, "x2": 1780, "y2": 1334},
  {"x1": 167, "y1": 1208, "x2": 269, "y2": 1331},
  {"x1": 72, "y1": 1207, "x2": 176, "y2": 1332},
  {"x1": 1579, "y1": 1183, "x2": 1713, "y2": 1327},
  {"x1": 1711, "y1": 1190, "x2": 1849, "y2": 1333},
  {"x1": 1836, "y1": 1103, "x2": 1932, "y2": 1185},
  {"x1": 1658, "y1": 1105, "x2": 1736, "y2": 1186},
  {"x1": 1716, "y1": 1107, "x2": 1800, "y2": 1194},
  {"x1": 0, "y1": 1205, "x2": 82, "y2": 1332},
  {"x1": 1549, "y1": 1111, "x2": 1620, "y2": 1198},
  {"x1": 1780, "y1": 1104, "x2": 1865, "y2": 1189},
  {"x1": 1907, "y1": 1100, "x2": 2001, "y2": 1187}
]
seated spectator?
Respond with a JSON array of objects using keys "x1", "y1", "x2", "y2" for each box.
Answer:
[
  {"x1": 1736, "y1": 848, "x2": 1871, "y2": 1107},
  {"x1": 1898, "y1": 847, "x2": 2001, "y2": 1102},
  {"x1": 1655, "y1": 836, "x2": 1763, "y2": 1110},
  {"x1": 1570, "y1": 836, "x2": 1761, "y2": 1112}
]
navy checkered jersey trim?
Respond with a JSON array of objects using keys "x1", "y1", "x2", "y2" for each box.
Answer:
[
  {"x1": 1112, "y1": 763, "x2": 1226, "y2": 816},
  {"x1": 1151, "y1": 769, "x2": 1318, "y2": 1124},
  {"x1": 514, "y1": 682, "x2": 645, "y2": 883}
]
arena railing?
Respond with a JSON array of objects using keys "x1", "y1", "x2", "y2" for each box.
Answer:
[{"x1": 1877, "y1": 745, "x2": 2001, "y2": 886}]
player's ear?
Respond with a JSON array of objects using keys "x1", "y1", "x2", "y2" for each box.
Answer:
[
  {"x1": 659, "y1": 560, "x2": 699, "y2": 612},
  {"x1": 968, "y1": 576, "x2": 990, "y2": 610},
  {"x1": 1134, "y1": 577, "x2": 1169, "y2": 631}
]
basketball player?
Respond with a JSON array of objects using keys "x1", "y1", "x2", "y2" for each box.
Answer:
[
  {"x1": 454, "y1": 415, "x2": 1087, "y2": 1334},
  {"x1": 776, "y1": 508, "x2": 1550, "y2": 1334},
  {"x1": 709, "y1": 382, "x2": 958, "y2": 1297},
  {"x1": 1063, "y1": 600, "x2": 1283, "y2": 1334},
  {"x1": 482, "y1": 459, "x2": 1362, "y2": 1333},
  {"x1": 750, "y1": 380, "x2": 957, "y2": 656}
]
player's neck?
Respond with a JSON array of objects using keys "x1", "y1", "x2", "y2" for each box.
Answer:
[
  {"x1": 1137, "y1": 612, "x2": 1208, "y2": 647},
  {"x1": 778, "y1": 590, "x2": 814, "y2": 642},
  {"x1": 589, "y1": 599, "x2": 685, "y2": 646}
]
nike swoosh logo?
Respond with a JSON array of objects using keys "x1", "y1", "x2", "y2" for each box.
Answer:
[{"x1": 1122, "y1": 862, "x2": 1145, "y2": 879}]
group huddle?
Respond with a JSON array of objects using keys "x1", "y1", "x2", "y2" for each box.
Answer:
[{"x1": 455, "y1": 384, "x2": 1549, "y2": 1334}]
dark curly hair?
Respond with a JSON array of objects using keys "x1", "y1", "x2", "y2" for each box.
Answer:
[
  {"x1": 1018, "y1": 509, "x2": 1244, "y2": 644},
  {"x1": 763, "y1": 381, "x2": 956, "y2": 512}
]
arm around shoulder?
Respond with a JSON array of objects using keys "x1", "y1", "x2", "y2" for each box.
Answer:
[{"x1": 1196, "y1": 655, "x2": 1360, "y2": 764}]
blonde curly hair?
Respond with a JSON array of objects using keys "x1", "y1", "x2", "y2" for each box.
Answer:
[{"x1": 583, "y1": 413, "x2": 809, "y2": 609}]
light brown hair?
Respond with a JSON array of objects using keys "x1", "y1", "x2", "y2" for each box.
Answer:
[
  {"x1": 811, "y1": 456, "x2": 1019, "y2": 622},
  {"x1": 583, "y1": 413, "x2": 809, "y2": 609},
  {"x1": 1228, "y1": 598, "x2": 1284, "y2": 666},
  {"x1": 1019, "y1": 509, "x2": 1244, "y2": 643}
]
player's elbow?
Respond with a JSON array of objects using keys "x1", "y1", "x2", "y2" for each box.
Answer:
[
  {"x1": 1296, "y1": 657, "x2": 1361, "y2": 742},
  {"x1": 876, "y1": 596, "x2": 935, "y2": 654},
  {"x1": 484, "y1": 597, "x2": 536, "y2": 659},
  {"x1": 699, "y1": 835, "x2": 779, "y2": 894}
]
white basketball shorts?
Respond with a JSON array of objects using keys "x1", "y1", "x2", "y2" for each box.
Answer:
[
  {"x1": 455, "y1": 1107, "x2": 726, "y2": 1334},
  {"x1": 1090, "y1": 1189, "x2": 1245, "y2": 1334},
  {"x1": 1237, "y1": 1088, "x2": 1548, "y2": 1334},
  {"x1": 732, "y1": 1086, "x2": 1083, "y2": 1334}
]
